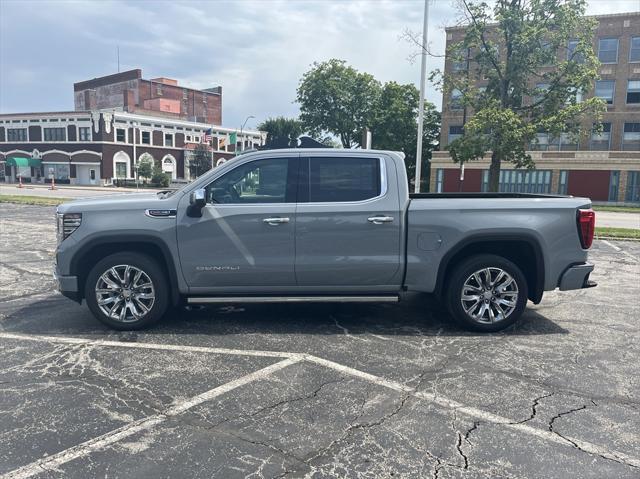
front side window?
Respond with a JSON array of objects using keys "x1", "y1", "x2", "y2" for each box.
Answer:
[
  {"x1": 78, "y1": 127, "x2": 90, "y2": 141},
  {"x1": 308, "y1": 157, "x2": 381, "y2": 202},
  {"x1": 7, "y1": 128, "x2": 27, "y2": 141},
  {"x1": 631, "y1": 37, "x2": 640, "y2": 63},
  {"x1": 44, "y1": 127, "x2": 66, "y2": 141},
  {"x1": 623, "y1": 123, "x2": 640, "y2": 151},
  {"x1": 598, "y1": 38, "x2": 619, "y2": 63},
  {"x1": 207, "y1": 158, "x2": 290, "y2": 204},
  {"x1": 116, "y1": 128, "x2": 126, "y2": 142},
  {"x1": 590, "y1": 123, "x2": 611, "y2": 150},
  {"x1": 595, "y1": 80, "x2": 615, "y2": 104},
  {"x1": 626, "y1": 80, "x2": 640, "y2": 104}
]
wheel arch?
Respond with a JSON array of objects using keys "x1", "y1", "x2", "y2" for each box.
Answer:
[
  {"x1": 70, "y1": 235, "x2": 181, "y2": 306},
  {"x1": 435, "y1": 233, "x2": 545, "y2": 304}
]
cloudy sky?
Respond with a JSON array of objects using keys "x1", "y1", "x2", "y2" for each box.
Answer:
[{"x1": 0, "y1": 0, "x2": 637, "y2": 130}]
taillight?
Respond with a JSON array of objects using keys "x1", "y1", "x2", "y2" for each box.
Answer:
[{"x1": 577, "y1": 209, "x2": 595, "y2": 249}]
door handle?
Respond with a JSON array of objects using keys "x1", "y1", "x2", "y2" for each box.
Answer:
[
  {"x1": 263, "y1": 217, "x2": 290, "y2": 225},
  {"x1": 367, "y1": 216, "x2": 394, "y2": 224}
]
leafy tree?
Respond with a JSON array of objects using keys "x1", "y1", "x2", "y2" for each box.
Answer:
[
  {"x1": 151, "y1": 164, "x2": 170, "y2": 187},
  {"x1": 297, "y1": 59, "x2": 381, "y2": 148},
  {"x1": 258, "y1": 116, "x2": 304, "y2": 148},
  {"x1": 137, "y1": 154, "x2": 153, "y2": 181},
  {"x1": 431, "y1": 0, "x2": 604, "y2": 191},
  {"x1": 188, "y1": 144, "x2": 212, "y2": 179},
  {"x1": 370, "y1": 81, "x2": 440, "y2": 189}
]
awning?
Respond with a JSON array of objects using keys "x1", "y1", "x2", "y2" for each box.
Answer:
[{"x1": 5, "y1": 157, "x2": 41, "y2": 168}]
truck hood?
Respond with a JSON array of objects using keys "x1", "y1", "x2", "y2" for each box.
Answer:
[{"x1": 57, "y1": 192, "x2": 180, "y2": 213}]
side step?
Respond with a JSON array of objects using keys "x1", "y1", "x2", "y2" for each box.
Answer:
[{"x1": 187, "y1": 295, "x2": 399, "y2": 304}]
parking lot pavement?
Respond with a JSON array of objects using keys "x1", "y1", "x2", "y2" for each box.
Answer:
[
  {"x1": 0, "y1": 184, "x2": 164, "y2": 199},
  {"x1": 1, "y1": 204, "x2": 639, "y2": 478}
]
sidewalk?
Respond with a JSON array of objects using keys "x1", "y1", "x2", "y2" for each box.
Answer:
[{"x1": 0, "y1": 183, "x2": 164, "y2": 199}]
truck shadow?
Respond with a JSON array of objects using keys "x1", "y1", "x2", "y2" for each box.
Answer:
[{"x1": 2, "y1": 292, "x2": 568, "y2": 338}]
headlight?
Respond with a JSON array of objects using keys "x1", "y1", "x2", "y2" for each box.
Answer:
[{"x1": 56, "y1": 212, "x2": 82, "y2": 244}]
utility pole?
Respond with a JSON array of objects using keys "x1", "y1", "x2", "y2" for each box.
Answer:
[{"x1": 414, "y1": 0, "x2": 430, "y2": 193}]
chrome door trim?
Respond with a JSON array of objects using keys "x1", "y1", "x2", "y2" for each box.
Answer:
[{"x1": 187, "y1": 295, "x2": 399, "y2": 304}]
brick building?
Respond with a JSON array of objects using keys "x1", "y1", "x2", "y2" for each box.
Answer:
[
  {"x1": 431, "y1": 12, "x2": 640, "y2": 204},
  {"x1": 0, "y1": 110, "x2": 264, "y2": 185},
  {"x1": 74, "y1": 69, "x2": 222, "y2": 124}
]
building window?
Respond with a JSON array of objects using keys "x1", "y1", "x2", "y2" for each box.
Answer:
[
  {"x1": 598, "y1": 38, "x2": 618, "y2": 64},
  {"x1": 451, "y1": 47, "x2": 467, "y2": 72},
  {"x1": 559, "y1": 132, "x2": 578, "y2": 151},
  {"x1": 115, "y1": 162, "x2": 127, "y2": 178},
  {"x1": 141, "y1": 131, "x2": 151, "y2": 145},
  {"x1": 558, "y1": 170, "x2": 568, "y2": 195},
  {"x1": 435, "y1": 168, "x2": 444, "y2": 193},
  {"x1": 608, "y1": 171, "x2": 620, "y2": 202},
  {"x1": 482, "y1": 169, "x2": 552, "y2": 193},
  {"x1": 116, "y1": 128, "x2": 126, "y2": 142},
  {"x1": 185, "y1": 135, "x2": 192, "y2": 142},
  {"x1": 567, "y1": 39, "x2": 584, "y2": 63},
  {"x1": 43, "y1": 127, "x2": 66, "y2": 141},
  {"x1": 78, "y1": 127, "x2": 91, "y2": 141},
  {"x1": 183, "y1": 89, "x2": 188, "y2": 100},
  {"x1": 594, "y1": 80, "x2": 615, "y2": 105},
  {"x1": 590, "y1": 123, "x2": 611, "y2": 150},
  {"x1": 623, "y1": 123, "x2": 640, "y2": 151},
  {"x1": 164, "y1": 133, "x2": 174, "y2": 147},
  {"x1": 631, "y1": 37, "x2": 640, "y2": 63},
  {"x1": 626, "y1": 80, "x2": 640, "y2": 104},
  {"x1": 531, "y1": 131, "x2": 550, "y2": 151},
  {"x1": 450, "y1": 89, "x2": 463, "y2": 110},
  {"x1": 626, "y1": 171, "x2": 640, "y2": 203},
  {"x1": 448, "y1": 125, "x2": 464, "y2": 145},
  {"x1": 156, "y1": 84, "x2": 163, "y2": 96},
  {"x1": 7, "y1": 128, "x2": 27, "y2": 141},
  {"x1": 533, "y1": 83, "x2": 550, "y2": 104}
]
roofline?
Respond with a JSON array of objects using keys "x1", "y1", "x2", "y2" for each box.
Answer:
[
  {"x1": 0, "y1": 111, "x2": 90, "y2": 118},
  {"x1": 445, "y1": 10, "x2": 639, "y2": 31}
]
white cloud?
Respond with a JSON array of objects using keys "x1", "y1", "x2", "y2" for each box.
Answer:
[{"x1": 0, "y1": 0, "x2": 637, "y2": 129}]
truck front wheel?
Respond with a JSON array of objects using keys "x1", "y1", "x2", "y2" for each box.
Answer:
[
  {"x1": 446, "y1": 254, "x2": 528, "y2": 332},
  {"x1": 85, "y1": 252, "x2": 169, "y2": 330}
]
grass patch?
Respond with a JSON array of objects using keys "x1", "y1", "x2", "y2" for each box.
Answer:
[
  {"x1": 0, "y1": 194, "x2": 68, "y2": 206},
  {"x1": 593, "y1": 206, "x2": 640, "y2": 213},
  {"x1": 595, "y1": 227, "x2": 640, "y2": 240}
]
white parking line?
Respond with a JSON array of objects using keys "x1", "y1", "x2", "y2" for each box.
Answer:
[
  {"x1": 601, "y1": 239, "x2": 639, "y2": 263},
  {"x1": 1, "y1": 332, "x2": 639, "y2": 471},
  {"x1": 1, "y1": 357, "x2": 300, "y2": 479}
]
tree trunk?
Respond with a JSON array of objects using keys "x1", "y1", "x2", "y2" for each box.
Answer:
[{"x1": 488, "y1": 151, "x2": 501, "y2": 192}]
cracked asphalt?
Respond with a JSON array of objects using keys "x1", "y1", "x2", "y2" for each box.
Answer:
[{"x1": 1, "y1": 204, "x2": 639, "y2": 479}]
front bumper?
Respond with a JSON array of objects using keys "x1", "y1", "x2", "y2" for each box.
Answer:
[
  {"x1": 54, "y1": 263, "x2": 81, "y2": 302},
  {"x1": 559, "y1": 263, "x2": 596, "y2": 291}
]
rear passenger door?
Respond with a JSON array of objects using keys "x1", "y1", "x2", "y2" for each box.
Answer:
[{"x1": 294, "y1": 155, "x2": 402, "y2": 288}]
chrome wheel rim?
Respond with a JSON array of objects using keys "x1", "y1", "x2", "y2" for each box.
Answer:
[
  {"x1": 460, "y1": 267, "x2": 518, "y2": 324},
  {"x1": 95, "y1": 265, "x2": 155, "y2": 323}
]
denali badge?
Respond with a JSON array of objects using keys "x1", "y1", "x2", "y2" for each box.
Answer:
[{"x1": 196, "y1": 266, "x2": 240, "y2": 271}]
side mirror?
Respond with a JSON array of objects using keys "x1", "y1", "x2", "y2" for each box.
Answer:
[{"x1": 187, "y1": 188, "x2": 206, "y2": 217}]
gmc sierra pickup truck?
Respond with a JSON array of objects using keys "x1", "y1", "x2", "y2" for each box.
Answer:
[{"x1": 54, "y1": 148, "x2": 596, "y2": 332}]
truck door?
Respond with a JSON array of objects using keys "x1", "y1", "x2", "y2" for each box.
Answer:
[
  {"x1": 177, "y1": 155, "x2": 299, "y2": 290},
  {"x1": 294, "y1": 155, "x2": 402, "y2": 288}
]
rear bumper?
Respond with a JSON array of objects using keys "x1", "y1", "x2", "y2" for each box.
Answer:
[
  {"x1": 54, "y1": 264, "x2": 81, "y2": 302},
  {"x1": 559, "y1": 263, "x2": 596, "y2": 291}
]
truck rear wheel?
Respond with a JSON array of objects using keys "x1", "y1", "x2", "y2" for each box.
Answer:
[
  {"x1": 85, "y1": 252, "x2": 168, "y2": 330},
  {"x1": 446, "y1": 254, "x2": 528, "y2": 332}
]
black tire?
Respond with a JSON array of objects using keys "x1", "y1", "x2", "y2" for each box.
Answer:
[
  {"x1": 85, "y1": 252, "x2": 169, "y2": 330},
  {"x1": 446, "y1": 254, "x2": 528, "y2": 332}
]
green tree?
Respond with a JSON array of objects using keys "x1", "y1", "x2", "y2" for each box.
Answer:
[
  {"x1": 188, "y1": 144, "x2": 212, "y2": 179},
  {"x1": 137, "y1": 154, "x2": 153, "y2": 181},
  {"x1": 432, "y1": 0, "x2": 604, "y2": 191},
  {"x1": 371, "y1": 81, "x2": 440, "y2": 189},
  {"x1": 258, "y1": 116, "x2": 304, "y2": 148},
  {"x1": 151, "y1": 164, "x2": 170, "y2": 187},
  {"x1": 297, "y1": 59, "x2": 381, "y2": 148}
]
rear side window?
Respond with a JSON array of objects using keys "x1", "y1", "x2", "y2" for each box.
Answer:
[{"x1": 308, "y1": 157, "x2": 381, "y2": 202}]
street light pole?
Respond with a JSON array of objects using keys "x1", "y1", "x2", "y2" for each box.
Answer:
[
  {"x1": 239, "y1": 115, "x2": 255, "y2": 152},
  {"x1": 414, "y1": 0, "x2": 430, "y2": 193},
  {"x1": 132, "y1": 121, "x2": 138, "y2": 190}
]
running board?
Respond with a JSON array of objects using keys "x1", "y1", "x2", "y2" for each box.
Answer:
[{"x1": 187, "y1": 295, "x2": 399, "y2": 304}]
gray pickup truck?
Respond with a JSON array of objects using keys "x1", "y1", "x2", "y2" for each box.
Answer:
[{"x1": 54, "y1": 148, "x2": 596, "y2": 332}]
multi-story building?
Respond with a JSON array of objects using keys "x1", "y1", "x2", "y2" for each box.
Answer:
[
  {"x1": 431, "y1": 12, "x2": 640, "y2": 204},
  {"x1": 0, "y1": 111, "x2": 264, "y2": 186},
  {"x1": 74, "y1": 69, "x2": 222, "y2": 124}
]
